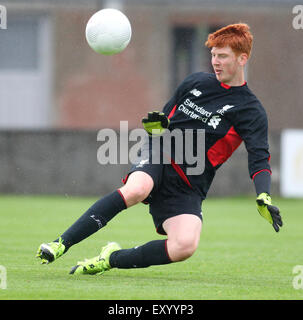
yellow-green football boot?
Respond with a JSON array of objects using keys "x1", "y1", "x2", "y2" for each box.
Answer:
[
  {"x1": 36, "y1": 237, "x2": 66, "y2": 264},
  {"x1": 70, "y1": 242, "x2": 121, "y2": 275}
]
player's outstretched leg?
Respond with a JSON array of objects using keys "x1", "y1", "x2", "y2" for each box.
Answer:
[
  {"x1": 35, "y1": 190, "x2": 126, "y2": 264},
  {"x1": 36, "y1": 171, "x2": 154, "y2": 264}
]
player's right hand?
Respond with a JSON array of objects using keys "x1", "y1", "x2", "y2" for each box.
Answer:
[
  {"x1": 142, "y1": 111, "x2": 170, "y2": 136},
  {"x1": 256, "y1": 193, "x2": 283, "y2": 232}
]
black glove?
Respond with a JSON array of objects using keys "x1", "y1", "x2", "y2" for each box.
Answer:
[
  {"x1": 142, "y1": 111, "x2": 170, "y2": 136},
  {"x1": 256, "y1": 193, "x2": 283, "y2": 232}
]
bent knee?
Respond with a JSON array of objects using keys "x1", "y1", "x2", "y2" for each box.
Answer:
[
  {"x1": 123, "y1": 185, "x2": 151, "y2": 204},
  {"x1": 119, "y1": 172, "x2": 154, "y2": 206},
  {"x1": 170, "y1": 237, "x2": 199, "y2": 262}
]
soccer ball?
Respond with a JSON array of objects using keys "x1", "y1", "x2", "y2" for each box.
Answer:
[{"x1": 85, "y1": 8, "x2": 132, "y2": 55}]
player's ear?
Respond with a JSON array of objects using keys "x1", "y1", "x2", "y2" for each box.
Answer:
[{"x1": 238, "y1": 53, "x2": 248, "y2": 66}]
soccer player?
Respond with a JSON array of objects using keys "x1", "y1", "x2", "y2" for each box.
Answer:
[{"x1": 36, "y1": 23, "x2": 282, "y2": 275}]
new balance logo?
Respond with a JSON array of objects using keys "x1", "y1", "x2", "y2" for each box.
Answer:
[
  {"x1": 190, "y1": 88, "x2": 202, "y2": 97},
  {"x1": 208, "y1": 115, "x2": 221, "y2": 129}
]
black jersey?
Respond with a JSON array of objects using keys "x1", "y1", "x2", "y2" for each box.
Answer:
[{"x1": 161, "y1": 72, "x2": 271, "y2": 199}]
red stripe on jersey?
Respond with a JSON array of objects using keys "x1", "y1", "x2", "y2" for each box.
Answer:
[
  {"x1": 252, "y1": 169, "x2": 272, "y2": 180},
  {"x1": 168, "y1": 105, "x2": 177, "y2": 119},
  {"x1": 207, "y1": 126, "x2": 243, "y2": 167},
  {"x1": 121, "y1": 174, "x2": 129, "y2": 184},
  {"x1": 221, "y1": 82, "x2": 231, "y2": 89},
  {"x1": 170, "y1": 159, "x2": 192, "y2": 188},
  {"x1": 221, "y1": 81, "x2": 247, "y2": 89}
]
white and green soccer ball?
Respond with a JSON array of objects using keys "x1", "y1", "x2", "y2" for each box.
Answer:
[{"x1": 85, "y1": 8, "x2": 132, "y2": 55}]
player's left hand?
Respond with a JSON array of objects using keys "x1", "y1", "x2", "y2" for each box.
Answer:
[
  {"x1": 256, "y1": 193, "x2": 283, "y2": 232},
  {"x1": 142, "y1": 111, "x2": 170, "y2": 136}
]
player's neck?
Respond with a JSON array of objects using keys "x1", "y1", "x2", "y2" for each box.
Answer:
[{"x1": 223, "y1": 71, "x2": 245, "y2": 87}]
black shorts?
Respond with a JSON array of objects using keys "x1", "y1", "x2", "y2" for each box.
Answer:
[{"x1": 123, "y1": 137, "x2": 203, "y2": 235}]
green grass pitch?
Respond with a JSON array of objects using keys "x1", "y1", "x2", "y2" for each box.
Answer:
[{"x1": 0, "y1": 194, "x2": 303, "y2": 300}]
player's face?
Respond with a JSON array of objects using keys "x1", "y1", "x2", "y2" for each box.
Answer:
[{"x1": 211, "y1": 46, "x2": 245, "y2": 85}]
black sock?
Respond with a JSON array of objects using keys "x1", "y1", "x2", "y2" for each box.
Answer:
[
  {"x1": 57, "y1": 190, "x2": 127, "y2": 251},
  {"x1": 109, "y1": 240, "x2": 172, "y2": 269}
]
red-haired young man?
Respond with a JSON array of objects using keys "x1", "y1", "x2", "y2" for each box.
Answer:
[{"x1": 37, "y1": 23, "x2": 282, "y2": 275}]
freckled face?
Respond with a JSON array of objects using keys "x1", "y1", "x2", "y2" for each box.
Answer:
[{"x1": 211, "y1": 46, "x2": 243, "y2": 85}]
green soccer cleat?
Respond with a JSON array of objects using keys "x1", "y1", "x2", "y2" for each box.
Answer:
[
  {"x1": 69, "y1": 242, "x2": 121, "y2": 275},
  {"x1": 36, "y1": 237, "x2": 66, "y2": 264}
]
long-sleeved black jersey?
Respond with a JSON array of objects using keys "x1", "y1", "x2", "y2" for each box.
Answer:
[{"x1": 161, "y1": 72, "x2": 271, "y2": 199}]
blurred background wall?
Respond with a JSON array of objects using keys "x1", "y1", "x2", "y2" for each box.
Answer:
[{"x1": 0, "y1": 0, "x2": 302, "y2": 197}]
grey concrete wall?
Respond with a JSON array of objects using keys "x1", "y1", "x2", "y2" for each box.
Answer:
[
  {"x1": 0, "y1": 130, "x2": 280, "y2": 197},
  {"x1": 0, "y1": 130, "x2": 130, "y2": 196}
]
